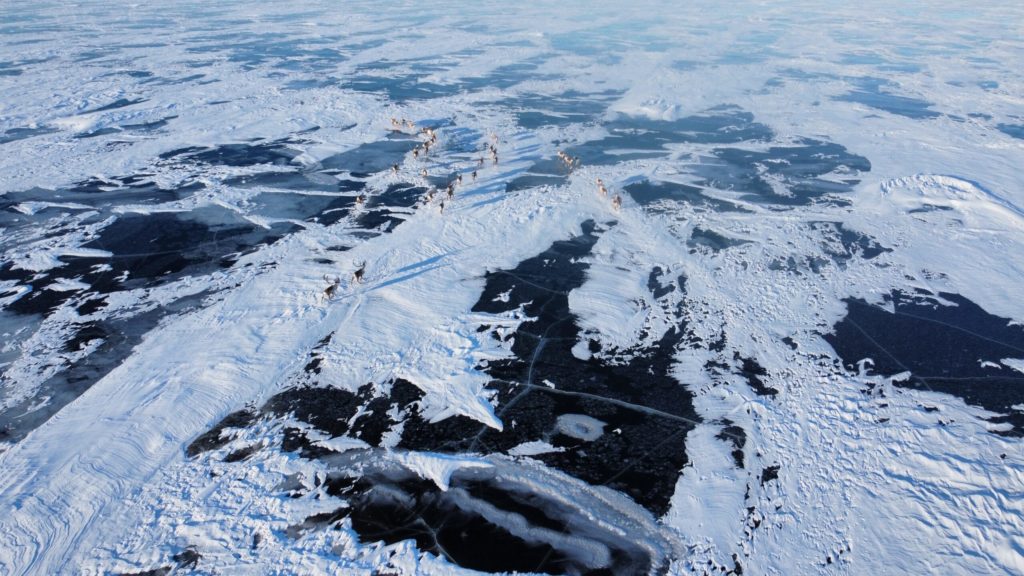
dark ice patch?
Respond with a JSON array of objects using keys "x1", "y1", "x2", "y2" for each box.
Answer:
[
  {"x1": 343, "y1": 71, "x2": 442, "y2": 102},
  {"x1": 2, "y1": 199, "x2": 287, "y2": 317},
  {"x1": 812, "y1": 221, "x2": 891, "y2": 262},
  {"x1": 320, "y1": 138, "x2": 419, "y2": 174},
  {"x1": 0, "y1": 179, "x2": 202, "y2": 227},
  {"x1": 549, "y1": 21, "x2": 673, "y2": 61},
  {"x1": 505, "y1": 174, "x2": 568, "y2": 193},
  {"x1": 623, "y1": 180, "x2": 748, "y2": 212},
  {"x1": 342, "y1": 55, "x2": 551, "y2": 102},
  {"x1": 0, "y1": 291, "x2": 215, "y2": 443},
  {"x1": 221, "y1": 222, "x2": 696, "y2": 521},
  {"x1": 647, "y1": 266, "x2": 675, "y2": 299},
  {"x1": 160, "y1": 140, "x2": 301, "y2": 167},
  {"x1": 364, "y1": 182, "x2": 425, "y2": 210},
  {"x1": 397, "y1": 220, "x2": 698, "y2": 515},
  {"x1": 718, "y1": 419, "x2": 746, "y2": 468},
  {"x1": 696, "y1": 138, "x2": 870, "y2": 206},
  {"x1": 826, "y1": 290, "x2": 1024, "y2": 435},
  {"x1": 187, "y1": 409, "x2": 258, "y2": 457},
  {"x1": 505, "y1": 156, "x2": 571, "y2": 193},
  {"x1": 184, "y1": 31, "x2": 345, "y2": 72},
  {"x1": 351, "y1": 182, "x2": 425, "y2": 233},
  {"x1": 81, "y1": 207, "x2": 296, "y2": 283},
  {"x1": 0, "y1": 125, "x2": 59, "y2": 145},
  {"x1": 565, "y1": 105, "x2": 773, "y2": 166},
  {"x1": 834, "y1": 78, "x2": 940, "y2": 119},
  {"x1": 767, "y1": 255, "x2": 831, "y2": 275},
  {"x1": 187, "y1": 221, "x2": 706, "y2": 573},
  {"x1": 501, "y1": 89, "x2": 622, "y2": 129},
  {"x1": 224, "y1": 171, "x2": 363, "y2": 194},
  {"x1": 997, "y1": 124, "x2": 1024, "y2": 140},
  {"x1": 733, "y1": 353, "x2": 777, "y2": 397},
  {"x1": 265, "y1": 384, "x2": 374, "y2": 449},
  {"x1": 334, "y1": 469, "x2": 654, "y2": 576},
  {"x1": 688, "y1": 227, "x2": 750, "y2": 252},
  {"x1": 146, "y1": 72, "x2": 207, "y2": 86},
  {"x1": 246, "y1": 191, "x2": 358, "y2": 226}
]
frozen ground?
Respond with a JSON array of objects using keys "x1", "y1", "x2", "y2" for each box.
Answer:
[{"x1": 1, "y1": 1, "x2": 1023, "y2": 575}]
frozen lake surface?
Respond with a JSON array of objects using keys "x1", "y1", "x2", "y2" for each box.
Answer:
[{"x1": 1, "y1": 1, "x2": 1023, "y2": 574}]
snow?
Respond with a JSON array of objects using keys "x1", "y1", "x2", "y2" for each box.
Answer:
[
  {"x1": 0, "y1": 0, "x2": 1023, "y2": 575},
  {"x1": 555, "y1": 414, "x2": 607, "y2": 442},
  {"x1": 395, "y1": 451, "x2": 493, "y2": 491},
  {"x1": 508, "y1": 440, "x2": 565, "y2": 457},
  {"x1": 1002, "y1": 359, "x2": 1024, "y2": 375}
]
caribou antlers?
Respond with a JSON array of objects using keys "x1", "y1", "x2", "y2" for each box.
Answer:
[
  {"x1": 322, "y1": 275, "x2": 341, "y2": 302},
  {"x1": 320, "y1": 261, "x2": 366, "y2": 303}
]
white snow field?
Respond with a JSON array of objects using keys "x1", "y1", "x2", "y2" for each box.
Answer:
[{"x1": 1, "y1": 1, "x2": 1023, "y2": 575}]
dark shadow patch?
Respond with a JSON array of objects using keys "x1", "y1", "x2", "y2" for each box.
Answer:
[
  {"x1": 121, "y1": 116, "x2": 177, "y2": 132},
  {"x1": 81, "y1": 97, "x2": 148, "y2": 114},
  {"x1": 114, "y1": 568, "x2": 171, "y2": 576}
]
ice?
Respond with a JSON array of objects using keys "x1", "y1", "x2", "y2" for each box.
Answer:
[{"x1": 1, "y1": 1, "x2": 1023, "y2": 575}]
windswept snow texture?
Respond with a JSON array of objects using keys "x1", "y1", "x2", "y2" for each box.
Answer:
[{"x1": 2, "y1": 1, "x2": 1024, "y2": 575}]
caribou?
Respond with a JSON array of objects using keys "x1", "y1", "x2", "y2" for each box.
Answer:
[{"x1": 322, "y1": 275, "x2": 341, "y2": 302}]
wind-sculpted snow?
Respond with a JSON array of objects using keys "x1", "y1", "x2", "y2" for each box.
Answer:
[{"x1": 2, "y1": 1, "x2": 1024, "y2": 575}]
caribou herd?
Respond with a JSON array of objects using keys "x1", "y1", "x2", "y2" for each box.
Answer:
[{"x1": 322, "y1": 118, "x2": 626, "y2": 300}]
